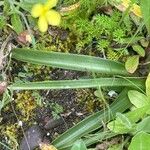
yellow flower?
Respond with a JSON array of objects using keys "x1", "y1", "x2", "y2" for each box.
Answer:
[
  {"x1": 132, "y1": 4, "x2": 142, "y2": 18},
  {"x1": 121, "y1": 0, "x2": 142, "y2": 18},
  {"x1": 31, "y1": 0, "x2": 61, "y2": 32},
  {"x1": 122, "y1": 0, "x2": 130, "y2": 8}
]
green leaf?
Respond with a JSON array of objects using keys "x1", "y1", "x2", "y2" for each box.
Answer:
[
  {"x1": 132, "y1": 45, "x2": 145, "y2": 57},
  {"x1": 126, "y1": 106, "x2": 149, "y2": 122},
  {"x1": 140, "y1": 0, "x2": 150, "y2": 35},
  {"x1": 107, "y1": 106, "x2": 149, "y2": 134},
  {"x1": 137, "y1": 116, "x2": 150, "y2": 133},
  {"x1": 107, "y1": 120, "x2": 132, "y2": 134},
  {"x1": 84, "y1": 131, "x2": 117, "y2": 147},
  {"x1": 128, "y1": 90, "x2": 148, "y2": 108},
  {"x1": 140, "y1": 39, "x2": 149, "y2": 48},
  {"x1": 19, "y1": 0, "x2": 47, "y2": 12},
  {"x1": 71, "y1": 140, "x2": 87, "y2": 150},
  {"x1": 94, "y1": 89, "x2": 103, "y2": 99},
  {"x1": 107, "y1": 112, "x2": 133, "y2": 134},
  {"x1": 11, "y1": 48, "x2": 129, "y2": 75},
  {"x1": 116, "y1": 113, "x2": 132, "y2": 129},
  {"x1": 125, "y1": 55, "x2": 139, "y2": 74},
  {"x1": 0, "y1": 90, "x2": 11, "y2": 112},
  {"x1": 52, "y1": 88, "x2": 131, "y2": 150},
  {"x1": 0, "y1": 16, "x2": 6, "y2": 30},
  {"x1": 11, "y1": 13, "x2": 24, "y2": 34},
  {"x1": 9, "y1": 78, "x2": 145, "y2": 90},
  {"x1": 146, "y1": 73, "x2": 150, "y2": 98},
  {"x1": 119, "y1": 37, "x2": 144, "y2": 44},
  {"x1": 129, "y1": 132, "x2": 150, "y2": 150}
]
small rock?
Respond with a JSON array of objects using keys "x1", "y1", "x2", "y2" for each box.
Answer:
[
  {"x1": 108, "y1": 90, "x2": 118, "y2": 98},
  {"x1": 18, "y1": 120, "x2": 23, "y2": 127},
  {"x1": 44, "y1": 118, "x2": 64, "y2": 130},
  {"x1": 20, "y1": 125, "x2": 44, "y2": 150}
]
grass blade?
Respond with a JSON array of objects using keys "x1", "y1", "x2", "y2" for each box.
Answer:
[
  {"x1": 140, "y1": 0, "x2": 150, "y2": 34},
  {"x1": 12, "y1": 48, "x2": 129, "y2": 75},
  {"x1": 9, "y1": 78, "x2": 145, "y2": 90}
]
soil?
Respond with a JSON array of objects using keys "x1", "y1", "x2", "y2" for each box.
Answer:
[{"x1": 19, "y1": 69, "x2": 92, "y2": 150}]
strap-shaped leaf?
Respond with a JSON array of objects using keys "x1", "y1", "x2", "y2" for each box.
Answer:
[
  {"x1": 52, "y1": 88, "x2": 132, "y2": 150},
  {"x1": 140, "y1": 0, "x2": 150, "y2": 34},
  {"x1": 9, "y1": 77, "x2": 145, "y2": 90},
  {"x1": 12, "y1": 48, "x2": 129, "y2": 75}
]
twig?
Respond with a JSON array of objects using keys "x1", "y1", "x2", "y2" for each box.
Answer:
[{"x1": 139, "y1": 61, "x2": 150, "y2": 65}]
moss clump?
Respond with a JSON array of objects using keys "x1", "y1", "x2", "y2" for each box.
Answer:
[
  {"x1": 1, "y1": 124, "x2": 19, "y2": 149},
  {"x1": 15, "y1": 91, "x2": 37, "y2": 121},
  {"x1": 76, "y1": 89, "x2": 102, "y2": 112},
  {"x1": 107, "y1": 49, "x2": 120, "y2": 61},
  {"x1": 27, "y1": 65, "x2": 52, "y2": 81}
]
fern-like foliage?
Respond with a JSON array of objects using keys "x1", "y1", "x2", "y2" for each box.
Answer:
[{"x1": 60, "y1": 0, "x2": 142, "y2": 58}]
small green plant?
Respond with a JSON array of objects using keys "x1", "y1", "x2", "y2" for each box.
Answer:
[
  {"x1": 107, "y1": 73, "x2": 150, "y2": 149},
  {"x1": 9, "y1": 47, "x2": 145, "y2": 150},
  {"x1": 125, "y1": 45, "x2": 145, "y2": 73},
  {"x1": 51, "y1": 102, "x2": 64, "y2": 119},
  {"x1": 124, "y1": 0, "x2": 150, "y2": 74},
  {"x1": 1, "y1": 0, "x2": 150, "y2": 149},
  {"x1": 31, "y1": 91, "x2": 43, "y2": 106},
  {"x1": 113, "y1": 28, "x2": 126, "y2": 43}
]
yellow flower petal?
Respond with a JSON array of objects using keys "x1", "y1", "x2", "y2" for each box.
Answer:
[
  {"x1": 45, "y1": 0, "x2": 58, "y2": 9},
  {"x1": 40, "y1": 143, "x2": 58, "y2": 150},
  {"x1": 132, "y1": 4, "x2": 142, "y2": 17},
  {"x1": 31, "y1": 4, "x2": 44, "y2": 18},
  {"x1": 38, "y1": 16, "x2": 48, "y2": 32},
  {"x1": 46, "y1": 10, "x2": 61, "y2": 26},
  {"x1": 122, "y1": 0, "x2": 130, "y2": 7}
]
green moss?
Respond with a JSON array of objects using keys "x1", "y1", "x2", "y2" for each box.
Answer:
[
  {"x1": 15, "y1": 91, "x2": 37, "y2": 121},
  {"x1": 107, "y1": 48, "x2": 120, "y2": 61},
  {"x1": 1, "y1": 124, "x2": 19, "y2": 149},
  {"x1": 76, "y1": 89, "x2": 102, "y2": 112}
]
